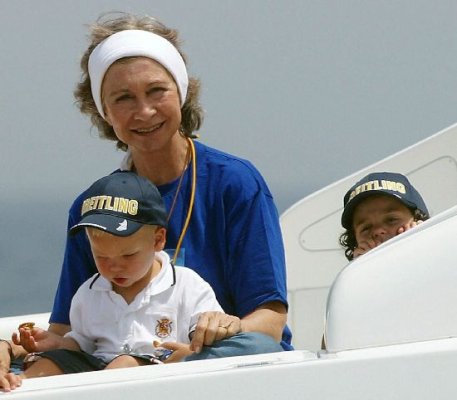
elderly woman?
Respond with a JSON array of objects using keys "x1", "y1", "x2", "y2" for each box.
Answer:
[{"x1": 1, "y1": 12, "x2": 291, "y2": 389}]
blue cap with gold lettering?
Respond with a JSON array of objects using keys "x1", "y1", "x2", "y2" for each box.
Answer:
[
  {"x1": 69, "y1": 171, "x2": 167, "y2": 236},
  {"x1": 341, "y1": 172, "x2": 429, "y2": 229}
]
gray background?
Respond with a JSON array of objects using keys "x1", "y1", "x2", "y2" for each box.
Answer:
[{"x1": 1, "y1": 0, "x2": 457, "y2": 317}]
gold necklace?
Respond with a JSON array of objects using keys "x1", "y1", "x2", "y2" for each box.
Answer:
[
  {"x1": 168, "y1": 137, "x2": 197, "y2": 264},
  {"x1": 166, "y1": 141, "x2": 191, "y2": 224}
]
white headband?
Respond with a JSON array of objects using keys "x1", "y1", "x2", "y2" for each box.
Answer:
[{"x1": 88, "y1": 29, "x2": 188, "y2": 119}]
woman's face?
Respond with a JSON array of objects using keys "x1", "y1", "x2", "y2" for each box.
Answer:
[{"x1": 101, "y1": 57, "x2": 182, "y2": 154}]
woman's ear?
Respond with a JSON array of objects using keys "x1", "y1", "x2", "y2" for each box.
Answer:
[
  {"x1": 104, "y1": 108, "x2": 113, "y2": 126},
  {"x1": 100, "y1": 94, "x2": 113, "y2": 126}
]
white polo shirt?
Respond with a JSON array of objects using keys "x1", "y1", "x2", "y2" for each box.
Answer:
[{"x1": 65, "y1": 251, "x2": 223, "y2": 362}]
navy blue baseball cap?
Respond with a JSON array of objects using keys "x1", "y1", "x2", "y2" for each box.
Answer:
[
  {"x1": 69, "y1": 171, "x2": 167, "y2": 236},
  {"x1": 341, "y1": 172, "x2": 429, "y2": 229}
]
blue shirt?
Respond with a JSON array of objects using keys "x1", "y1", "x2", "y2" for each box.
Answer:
[{"x1": 51, "y1": 141, "x2": 292, "y2": 349}]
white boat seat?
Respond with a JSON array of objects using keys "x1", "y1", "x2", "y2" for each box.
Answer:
[{"x1": 324, "y1": 205, "x2": 457, "y2": 352}]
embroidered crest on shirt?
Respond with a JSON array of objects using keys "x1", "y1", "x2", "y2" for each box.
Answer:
[{"x1": 155, "y1": 318, "x2": 173, "y2": 338}]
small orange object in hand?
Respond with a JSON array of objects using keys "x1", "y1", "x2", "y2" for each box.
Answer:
[{"x1": 18, "y1": 322, "x2": 35, "y2": 330}]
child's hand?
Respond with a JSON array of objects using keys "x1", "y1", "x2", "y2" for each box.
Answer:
[
  {"x1": 0, "y1": 372, "x2": 21, "y2": 392},
  {"x1": 189, "y1": 312, "x2": 241, "y2": 354},
  {"x1": 353, "y1": 239, "x2": 381, "y2": 259},
  {"x1": 353, "y1": 219, "x2": 424, "y2": 259},
  {"x1": 397, "y1": 219, "x2": 423, "y2": 235},
  {"x1": 12, "y1": 327, "x2": 63, "y2": 353},
  {"x1": 156, "y1": 341, "x2": 192, "y2": 363}
]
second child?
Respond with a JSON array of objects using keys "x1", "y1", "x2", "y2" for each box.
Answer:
[{"x1": 339, "y1": 172, "x2": 430, "y2": 260}]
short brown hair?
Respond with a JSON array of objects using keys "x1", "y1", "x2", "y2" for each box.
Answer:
[{"x1": 74, "y1": 12, "x2": 203, "y2": 151}]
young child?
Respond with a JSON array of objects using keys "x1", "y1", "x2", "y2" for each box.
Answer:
[
  {"x1": 339, "y1": 172, "x2": 430, "y2": 261},
  {"x1": 319, "y1": 171, "x2": 430, "y2": 351},
  {"x1": 5, "y1": 172, "x2": 234, "y2": 389}
]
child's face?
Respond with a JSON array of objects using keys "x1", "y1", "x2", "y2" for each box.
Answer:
[
  {"x1": 87, "y1": 225, "x2": 166, "y2": 295},
  {"x1": 352, "y1": 195, "x2": 414, "y2": 247}
]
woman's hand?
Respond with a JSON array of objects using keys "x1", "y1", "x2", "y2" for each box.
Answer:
[{"x1": 190, "y1": 311, "x2": 241, "y2": 353}]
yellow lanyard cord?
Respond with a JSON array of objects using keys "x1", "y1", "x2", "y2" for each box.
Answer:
[{"x1": 172, "y1": 137, "x2": 197, "y2": 264}]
